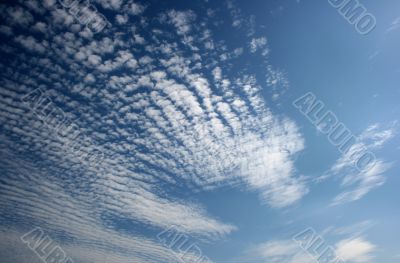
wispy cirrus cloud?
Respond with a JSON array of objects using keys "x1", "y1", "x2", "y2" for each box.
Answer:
[
  {"x1": 237, "y1": 240, "x2": 313, "y2": 263},
  {"x1": 238, "y1": 220, "x2": 378, "y2": 263},
  {"x1": 329, "y1": 124, "x2": 396, "y2": 205},
  {"x1": 386, "y1": 17, "x2": 400, "y2": 33}
]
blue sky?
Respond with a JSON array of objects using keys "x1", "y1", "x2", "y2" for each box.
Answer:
[{"x1": 0, "y1": 0, "x2": 399, "y2": 262}]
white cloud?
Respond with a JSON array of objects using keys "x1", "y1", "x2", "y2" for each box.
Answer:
[
  {"x1": 386, "y1": 17, "x2": 400, "y2": 33},
  {"x1": 94, "y1": 0, "x2": 123, "y2": 10},
  {"x1": 336, "y1": 238, "x2": 376, "y2": 263},
  {"x1": 4, "y1": 6, "x2": 34, "y2": 27},
  {"x1": 0, "y1": 25, "x2": 13, "y2": 36},
  {"x1": 254, "y1": 240, "x2": 299, "y2": 260},
  {"x1": 0, "y1": 1, "x2": 312, "y2": 261},
  {"x1": 166, "y1": 10, "x2": 196, "y2": 35},
  {"x1": 250, "y1": 37, "x2": 267, "y2": 53},
  {"x1": 32, "y1": 21, "x2": 47, "y2": 33},
  {"x1": 88, "y1": 54, "x2": 102, "y2": 65},
  {"x1": 14, "y1": 35, "x2": 47, "y2": 54},
  {"x1": 242, "y1": 240, "x2": 313, "y2": 263},
  {"x1": 84, "y1": 73, "x2": 96, "y2": 83},
  {"x1": 332, "y1": 160, "x2": 390, "y2": 205},
  {"x1": 240, "y1": 225, "x2": 378, "y2": 263},
  {"x1": 329, "y1": 124, "x2": 395, "y2": 205},
  {"x1": 115, "y1": 14, "x2": 129, "y2": 25},
  {"x1": 128, "y1": 2, "x2": 146, "y2": 16}
]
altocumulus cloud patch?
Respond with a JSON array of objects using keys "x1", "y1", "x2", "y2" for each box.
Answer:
[{"x1": 0, "y1": 0, "x2": 307, "y2": 262}]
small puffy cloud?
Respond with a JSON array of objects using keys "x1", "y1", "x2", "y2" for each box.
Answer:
[
  {"x1": 250, "y1": 37, "x2": 267, "y2": 53},
  {"x1": 212, "y1": 67, "x2": 222, "y2": 81},
  {"x1": 234, "y1": 47, "x2": 244, "y2": 56},
  {"x1": 115, "y1": 14, "x2": 129, "y2": 25},
  {"x1": 166, "y1": 10, "x2": 196, "y2": 35},
  {"x1": 32, "y1": 22, "x2": 47, "y2": 33},
  {"x1": 128, "y1": 2, "x2": 146, "y2": 15},
  {"x1": 84, "y1": 73, "x2": 96, "y2": 83},
  {"x1": 5, "y1": 6, "x2": 34, "y2": 27},
  {"x1": 14, "y1": 35, "x2": 47, "y2": 54},
  {"x1": 94, "y1": 0, "x2": 123, "y2": 10},
  {"x1": 87, "y1": 54, "x2": 102, "y2": 66},
  {"x1": 0, "y1": 25, "x2": 13, "y2": 36}
]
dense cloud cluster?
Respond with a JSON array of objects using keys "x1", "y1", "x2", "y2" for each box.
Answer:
[
  {"x1": 0, "y1": 0, "x2": 394, "y2": 262},
  {"x1": 0, "y1": 0, "x2": 304, "y2": 261}
]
